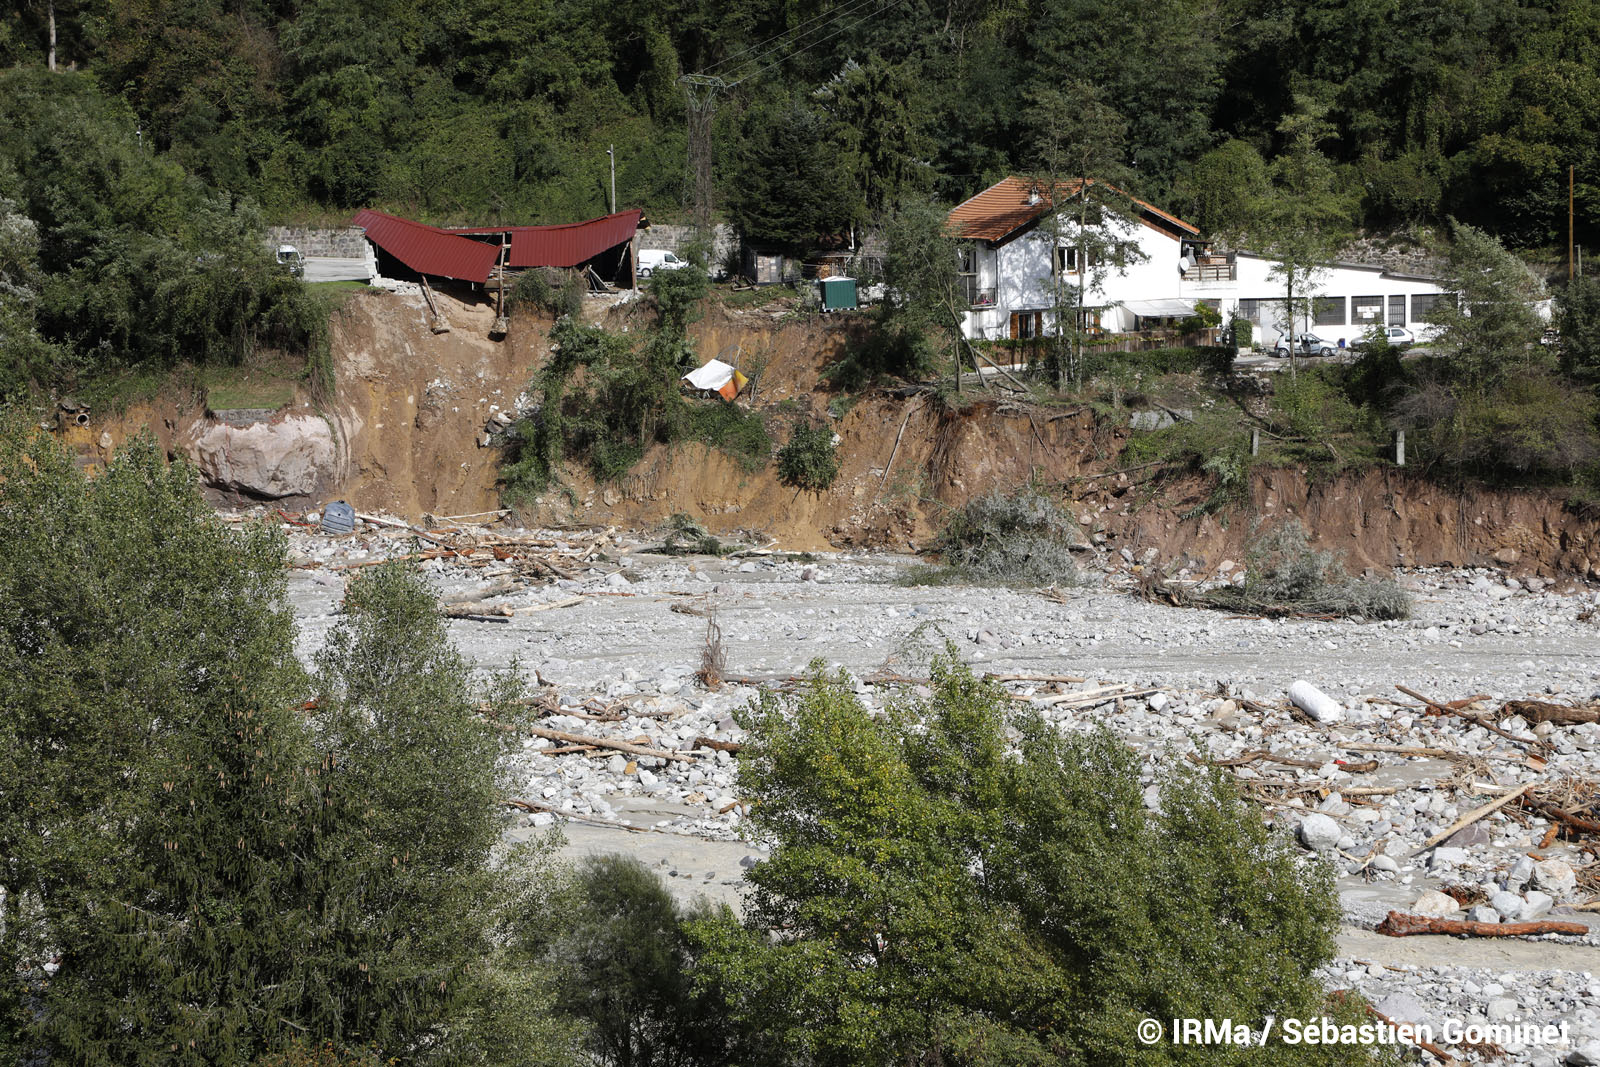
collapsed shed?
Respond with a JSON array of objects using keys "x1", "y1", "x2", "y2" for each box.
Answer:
[
  {"x1": 349, "y1": 209, "x2": 500, "y2": 287},
  {"x1": 452, "y1": 210, "x2": 643, "y2": 291},
  {"x1": 351, "y1": 209, "x2": 643, "y2": 293}
]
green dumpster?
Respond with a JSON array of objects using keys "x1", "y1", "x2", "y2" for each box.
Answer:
[{"x1": 819, "y1": 276, "x2": 857, "y2": 312}]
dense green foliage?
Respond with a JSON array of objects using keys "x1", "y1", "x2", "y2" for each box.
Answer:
[
  {"x1": 0, "y1": 69, "x2": 330, "y2": 398},
  {"x1": 551, "y1": 855, "x2": 742, "y2": 1066},
  {"x1": 0, "y1": 417, "x2": 578, "y2": 1064},
  {"x1": 5, "y1": 0, "x2": 1600, "y2": 250},
  {"x1": 775, "y1": 423, "x2": 840, "y2": 492},
  {"x1": 694, "y1": 655, "x2": 1388, "y2": 1065}
]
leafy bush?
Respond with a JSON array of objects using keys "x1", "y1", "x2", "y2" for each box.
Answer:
[
  {"x1": 933, "y1": 486, "x2": 1081, "y2": 585},
  {"x1": 694, "y1": 653, "x2": 1382, "y2": 1065},
  {"x1": 1200, "y1": 520, "x2": 1411, "y2": 619},
  {"x1": 776, "y1": 423, "x2": 840, "y2": 491},
  {"x1": 1399, "y1": 365, "x2": 1600, "y2": 483},
  {"x1": 508, "y1": 268, "x2": 585, "y2": 319}
]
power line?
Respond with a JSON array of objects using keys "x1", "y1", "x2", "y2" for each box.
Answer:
[
  {"x1": 731, "y1": 0, "x2": 907, "y2": 85},
  {"x1": 699, "y1": 0, "x2": 881, "y2": 78}
]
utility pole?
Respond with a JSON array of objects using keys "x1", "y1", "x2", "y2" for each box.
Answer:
[{"x1": 607, "y1": 145, "x2": 616, "y2": 215}]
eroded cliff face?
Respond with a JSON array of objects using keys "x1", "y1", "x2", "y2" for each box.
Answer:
[{"x1": 65, "y1": 288, "x2": 1600, "y2": 578}]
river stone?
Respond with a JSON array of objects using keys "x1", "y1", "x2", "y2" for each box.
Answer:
[
  {"x1": 186, "y1": 413, "x2": 341, "y2": 499},
  {"x1": 1297, "y1": 813, "x2": 1341, "y2": 851},
  {"x1": 1410, "y1": 890, "x2": 1461, "y2": 918},
  {"x1": 1532, "y1": 859, "x2": 1578, "y2": 899}
]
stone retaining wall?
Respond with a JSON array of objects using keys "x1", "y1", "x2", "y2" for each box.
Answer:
[{"x1": 265, "y1": 226, "x2": 368, "y2": 257}]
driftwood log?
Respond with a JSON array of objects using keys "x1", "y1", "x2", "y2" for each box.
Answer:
[
  {"x1": 1376, "y1": 910, "x2": 1588, "y2": 938},
  {"x1": 1503, "y1": 700, "x2": 1600, "y2": 726}
]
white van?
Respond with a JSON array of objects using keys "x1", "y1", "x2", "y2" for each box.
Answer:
[{"x1": 637, "y1": 249, "x2": 689, "y2": 277}]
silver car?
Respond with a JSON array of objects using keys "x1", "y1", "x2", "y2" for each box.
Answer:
[{"x1": 1273, "y1": 332, "x2": 1338, "y2": 357}]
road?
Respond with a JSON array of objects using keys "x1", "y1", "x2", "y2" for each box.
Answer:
[{"x1": 303, "y1": 255, "x2": 371, "y2": 283}]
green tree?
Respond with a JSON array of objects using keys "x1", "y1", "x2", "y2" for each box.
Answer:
[
  {"x1": 552, "y1": 855, "x2": 741, "y2": 1067},
  {"x1": 877, "y1": 194, "x2": 965, "y2": 389},
  {"x1": 0, "y1": 419, "x2": 578, "y2": 1064},
  {"x1": 1429, "y1": 220, "x2": 1546, "y2": 387},
  {"x1": 726, "y1": 94, "x2": 860, "y2": 253},
  {"x1": 1246, "y1": 101, "x2": 1352, "y2": 379},
  {"x1": 1557, "y1": 274, "x2": 1600, "y2": 388},
  {"x1": 1026, "y1": 81, "x2": 1146, "y2": 390},
  {"x1": 696, "y1": 653, "x2": 1387, "y2": 1065},
  {"x1": 1174, "y1": 139, "x2": 1269, "y2": 236}
]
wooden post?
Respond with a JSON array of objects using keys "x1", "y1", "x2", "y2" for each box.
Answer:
[{"x1": 1395, "y1": 429, "x2": 1406, "y2": 467}]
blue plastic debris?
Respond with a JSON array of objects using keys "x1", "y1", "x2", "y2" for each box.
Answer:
[{"x1": 320, "y1": 501, "x2": 355, "y2": 535}]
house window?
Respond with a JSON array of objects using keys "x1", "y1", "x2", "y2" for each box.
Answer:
[
  {"x1": 1410, "y1": 293, "x2": 1442, "y2": 322},
  {"x1": 1352, "y1": 296, "x2": 1383, "y2": 324},
  {"x1": 1010, "y1": 311, "x2": 1044, "y2": 340},
  {"x1": 1314, "y1": 296, "x2": 1346, "y2": 326},
  {"x1": 1388, "y1": 295, "x2": 1406, "y2": 325},
  {"x1": 1078, "y1": 308, "x2": 1103, "y2": 334},
  {"x1": 947, "y1": 251, "x2": 985, "y2": 313},
  {"x1": 1237, "y1": 298, "x2": 1280, "y2": 324},
  {"x1": 1054, "y1": 246, "x2": 1096, "y2": 273}
]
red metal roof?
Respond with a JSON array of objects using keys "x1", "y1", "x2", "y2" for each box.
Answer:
[
  {"x1": 349, "y1": 209, "x2": 500, "y2": 284},
  {"x1": 451, "y1": 210, "x2": 641, "y2": 269},
  {"x1": 947, "y1": 177, "x2": 1200, "y2": 244}
]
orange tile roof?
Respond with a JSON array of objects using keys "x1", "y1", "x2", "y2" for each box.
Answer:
[{"x1": 946, "y1": 176, "x2": 1199, "y2": 243}]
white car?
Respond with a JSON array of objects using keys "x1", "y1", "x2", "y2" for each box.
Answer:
[
  {"x1": 1351, "y1": 325, "x2": 1415, "y2": 349},
  {"x1": 637, "y1": 249, "x2": 690, "y2": 277},
  {"x1": 1273, "y1": 332, "x2": 1338, "y2": 357}
]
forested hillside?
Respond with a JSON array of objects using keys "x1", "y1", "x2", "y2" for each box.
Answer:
[{"x1": 3, "y1": 0, "x2": 1597, "y2": 246}]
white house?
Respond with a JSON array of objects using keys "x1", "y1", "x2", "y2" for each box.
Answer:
[{"x1": 947, "y1": 177, "x2": 1446, "y2": 347}]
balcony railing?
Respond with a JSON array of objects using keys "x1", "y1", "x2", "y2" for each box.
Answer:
[
  {"x1": 1187, "y1": 258, "x2": 1236, "y2": 283},
  {"x1": 965, "y1": 285, "x2": 998, "y2": 308}
]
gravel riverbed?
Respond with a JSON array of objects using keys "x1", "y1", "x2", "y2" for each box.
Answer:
[{"x1": 279, "y1": 517, "x2": 1600, "y2": 1065}]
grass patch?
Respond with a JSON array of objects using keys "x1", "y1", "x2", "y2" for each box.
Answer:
[
  {"x1": 306, "y1": 279, "x2": 373, "y2": 295},
  {"x1": 682, "y1": 402, "x2": 772, "y2": 471}
]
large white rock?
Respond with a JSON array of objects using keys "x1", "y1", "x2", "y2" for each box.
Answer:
[
  {"x1": 186, "y1": 414, "x2": 341, "y2": 499},
  {"x1": 1410, "y1": 890, "x2": 1461, "y2": 918},
  {"x1": 1532, "y1": 858, "x2": 1578, "y2": 899},
  {"x1": 1297, "y1": 813, "x2": 1341, "y2": 851}
]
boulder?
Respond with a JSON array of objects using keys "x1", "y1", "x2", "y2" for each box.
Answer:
[
  {"x1": 1410, "y1": 890, "x2": 1461, "y2": 918},
  {"x1": 1532, "y1": 859, "x2": 1578, "y2": 899},
  {"x1": 186, "y1": 413, "x2": 341, "y2": 499},
  {"x1": 1297, "y1": 813, "x2": 1341, "y2": 851}
]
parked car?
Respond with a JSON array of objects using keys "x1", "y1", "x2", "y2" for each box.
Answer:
[
  {"x1": 1350, "y1": 325, "x2": 1415, "y2": 349},
  {"x1": 1273, "y1": 332, "x2": 1338, "y2": 357},
  {"x1": 275, "y1": 244, "x2": 304, "y2": 277},
  {"x1": 637, "y1": 249, "x2": 690, "y2": 277}
]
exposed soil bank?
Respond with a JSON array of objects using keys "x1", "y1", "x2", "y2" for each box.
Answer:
[{"x1": 63, "y1": 290, "x2": 1600, "y2": 578}]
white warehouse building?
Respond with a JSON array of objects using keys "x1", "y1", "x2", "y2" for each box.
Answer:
[{"x1": 948, "y1": 177, "x2": 1445, "y2": 348}]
